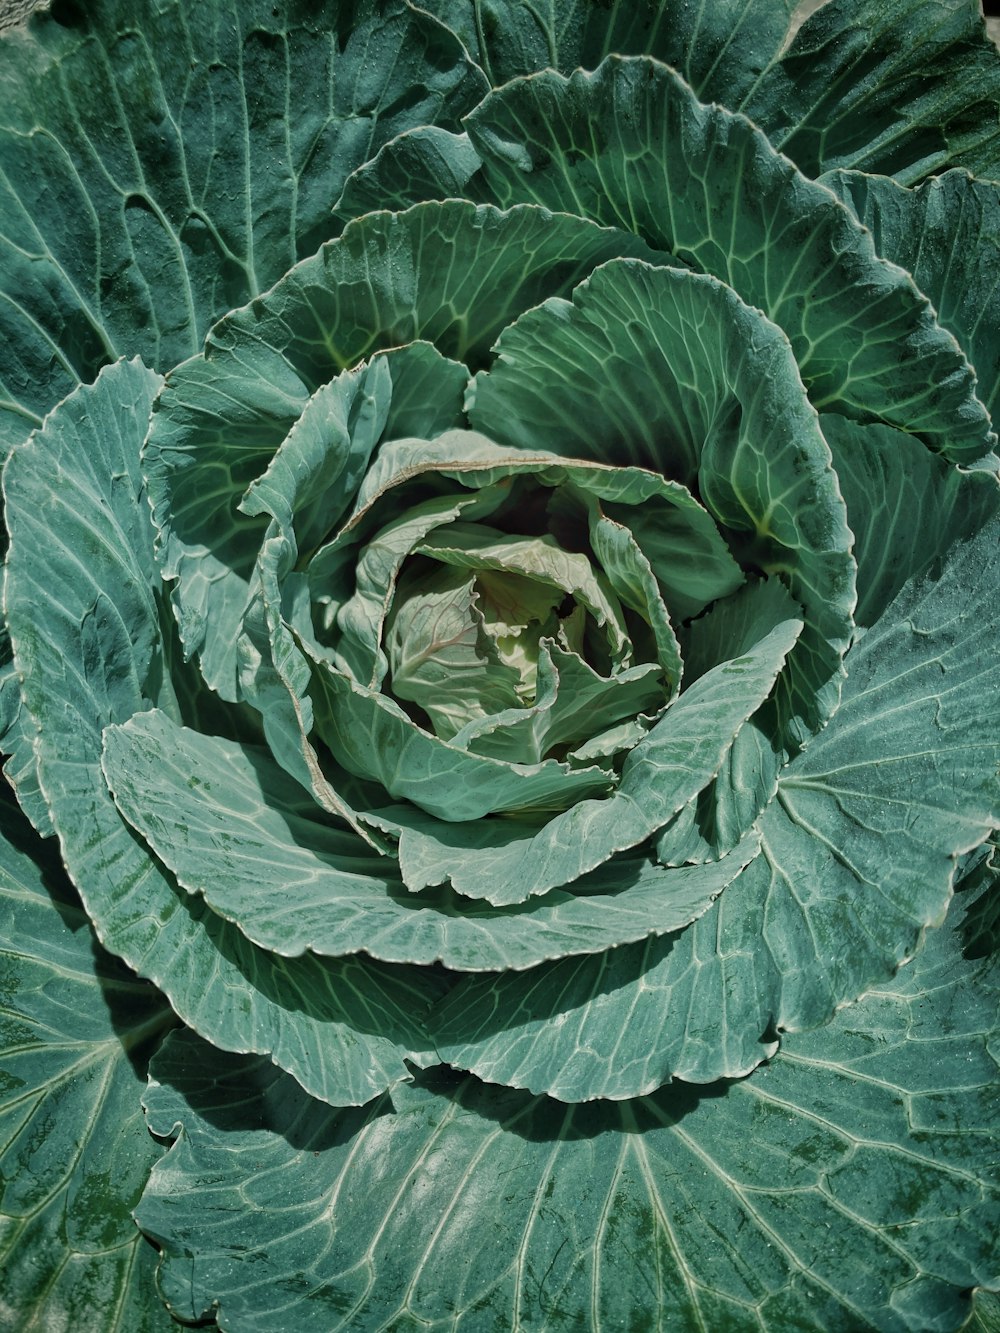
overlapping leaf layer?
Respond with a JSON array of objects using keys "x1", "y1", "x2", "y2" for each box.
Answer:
[{"x1": 1, "y1": 1, "x2": 998, "y2": 1329}]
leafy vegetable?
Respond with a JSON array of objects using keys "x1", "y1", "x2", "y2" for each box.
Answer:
[{"x1": 1, "y1": 1, "x2": 998, "y2": 1328}]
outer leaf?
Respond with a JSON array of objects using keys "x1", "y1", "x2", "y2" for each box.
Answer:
[
  {"x1": 821, "y1": 414, "x2": 1000, "y2": 627},
  {"x1": 0, "y1": 793, "x2": 174, "y2": 1333},
  {"x1": 334, "y1": 127, "x2": 488, "y2": 224},
  {"x1": 429, "y1": 510, "x2": 1000, "y2": 1091},
  {"x1": 741, "y1": 0, "x2": 1000, "y2": 184},
  {"x1": 417, "y1": 0, "x2": 796, "y2": 103},
  {"x1": 959, "y1": 839, "x2": 1000, "y2": 961},
  {"x1": 101, "y1": 707, "x2": 759, "y2": 972},
  {"x1": 145, "y1": 199, "x2": 661, "y2": 697},
  {"x1": 137, "y1": 890, "x2": 999, "y2": 1332},
  {"x1": 0, "y1": 0, "x2": 488, "y2": 451},
  {"x1": 823, "y1": 169, "x2": 1000, "y2": 436},
  {"x1": 463, "y1": 56, "x2": 994, "y2": 461},
  {"x1": 0, "y1": 654, "x2": 51, "y2": 835},
  {"x1": 971, "y1": 1290, "x2": 1000, "y2": 1332},
  {"x1": 2, "y1": 361, "x2": 443, "y2": 1108}
]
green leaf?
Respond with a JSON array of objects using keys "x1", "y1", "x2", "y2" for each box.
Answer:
[
  {"x1": 239, "y1": 359, "x2": 392, "y2": 564},
  {"x1": 463, "y1": 55, "x2": 994, "y2": 461},
  {"x1": 0, "y1": 0, "x2": 487, "y2": 452},
  {"x1": 101, "y1": 707, "x2": 759, "y2": 972},
  {"x1": 824, "y1": 168, "x2": 1000, "y2": 438},
  {"x1": 331, "y1": 489, "x2": 510, "y2": 691},
  {"x1": 370, "y1": 340, "x2": 471, "y2": 444},
  {"x1": 472, "y1": 257, "x2": 855, "y2": 741},
  {"x1": 821, "y1": 413, "x2": 1000, "y2": 627},
  {"x1": 586, "y1": 504, "x2": 682, "y2": 688},
  {"x1": 452, "y1": 641, "x2": 665, "y2": 767},
  {"x1": 137, "y1": 890, "x2": 999, "y2": 1331},
  {"x1": 239, "y1": 504, "x2": 389, "y2": 848},
  {"x1": 602, "y1": 492, "x2": 744, "y2": 624},
  {"x1": 658, "y1": 576, "x2": 803, "y2": 865},
  {"x1": 2, "y1": 361, "x2": 443, "y2": 1108},
  {"x1": 385, "y1": 563, "x2": 524, "y2": 736},
  {"x1": 145, "y1": 199, "x2": 662, "y2": 697},
  {"x1": 0, "y1": 654, "x2": 52, "y2": 835},
  {"x1": 334, "y1": 127, "x2": 488, "y2": 224},
  {"x1": 311, "y1": 658, "x2": 614, "y2": 823},
  {"x1": 741, "y1": 0, "x2": 1000, "y2": 184},
  {"x1": 418, "y1": 524, "x2": 634, "y2": 671},
  {"x1": 0, "y1": 793, "x2": 174, "y2": 1333},
  {"x1": 417, "y1": 0, "x2": 796, "y2": 103},
  {"x1": 334, "y1": 430, "x2": 741, "y2": 626},
  {"x1": 368, "y1": 611, "x2": 800, "y2": 906},
  {"x1": 970, "y1": 1289, "x2": 1000, "y2": 1332},
  {"x1": 430, "y1": 511, "x2": 1000, "y2": 1090},
  {"x1": 958, "y1": 840, "x2": 1000, "y2": 960}
]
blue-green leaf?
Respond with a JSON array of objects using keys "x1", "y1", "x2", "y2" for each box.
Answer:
[
  {"x1": 418, "y1": 0, "x2": 797, "y2": 103},
  {"x1": 145, "y1": 199, "x2": 662, "y2": 697},
  {"x1": 137, "y1": 888, "x2": 1000, "y2": 1331},
  {"x1": 430, "y1": 510, "x2": 1000, "y2": 1089},
  {"x1": 369, "y1": 612, "x2": 800, "y2": 905},
  {"x1": 0, "y1": 0, "x2": 488, "y2": 452},
  {"x1": 102, "y1": 707, "x2": 758, "y2": 972},
  {"x1": 0, "y1": 793, "x2": 174, "y2": 1333},
  {"x1": 3, "y1": 360, "x2": 443, "y2": 1108},
  {"x1": 464, "y1": 55, "x2": 994, "y2": 460},
  {"x1": 742, "y1": 0, "x2": 1000, "y2": 183},
  {"x1": 472, "y1": 257, "x2": 855, "y2": 742},
  {"x1": 824, "y1": 168, "x2": 1000, "y2": 438}
]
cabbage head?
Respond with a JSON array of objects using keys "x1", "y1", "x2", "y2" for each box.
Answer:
[{"x1": 1, "y1": 1, "x2": 1000, "y2": 1329}]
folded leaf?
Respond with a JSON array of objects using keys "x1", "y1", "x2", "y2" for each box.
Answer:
[
  {"x1": 145, "y1": 200, "x2": 663, "y2": 696},
  {"x1": 3, "y1": 361, "x2": 443, "y2": 1108},
  {"x1": 436, "y1": 508, "x2": 1000, "y2": 1089},
  {"x1": 102, "y1": 708, "x2": 759, "y2": 971},
  {"x1": 372, "y1": 611, "x2": 801, "y2": 904}
]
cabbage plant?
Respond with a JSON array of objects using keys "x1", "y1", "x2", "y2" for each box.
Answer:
[{"x1": 1, "y1": 0, "x2": 1000, "y2": 1328}]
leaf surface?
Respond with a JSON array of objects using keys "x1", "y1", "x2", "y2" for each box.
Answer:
[
  {"x1": 824, "y1": 168, "x2": 1000, "y2": 438},
  {"x1": 2, "y1": 360, "x2": 443, "y2": 1108},
  {"x1": 429, "y1": 512, "x2": 1000, "y2": 1089},
  {"x1": 821, "y1": 414, "x2": 1000, "y2": 627},
  {"x1": 369, "y1": 612, "x2": 800, "y2": 906},
  {"x1": 137, "y1": 890, "x2": 1000, "y2": 1332},
  {"x1": 464, "y1": 56, "x2": 993, "y2": 460},
  {"x1": 145, "y1": 200, "x2": 661, "y2": 697},
  {"x1": 418, "y1": 0, "x2": 796, "y2": 103},
  {"x1": 742, "y1": 0, "x2": 1000, "y2": 183},
  {"x1": 472, "y1": 257, "x2": 855, "y2": 742},
  {"x1": 102, "y1": 707, "x2": 758, "y2": 972},
  {"x1": 0, "y1": 794, "x2": 174, "y2": 1333},
  {"x1": 0, "y1": 0, "x2": 486, "y2": 452}
]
